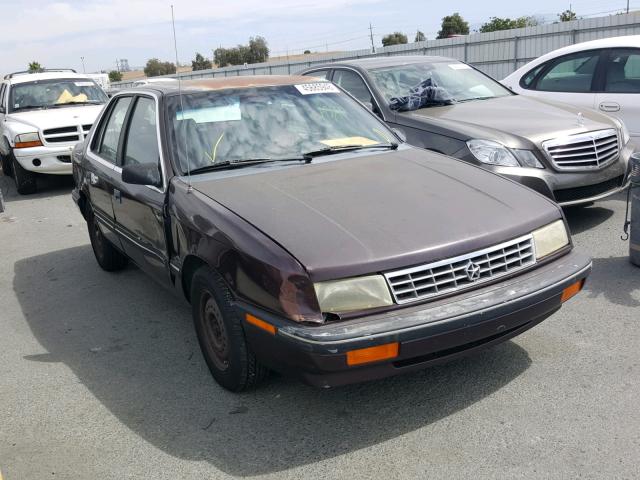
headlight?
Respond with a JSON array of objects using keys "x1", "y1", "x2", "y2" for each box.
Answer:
[
  {"x1": 513, "y1": 149, "x2": 544, "y2": 169},
  {"x1": 14, "y1": 132, "x2": 43, "y2": 148},
  {"x1": 532, "y1": 220, "x2": 569, "y2": 259},
  {"x1": 314, "y1": 275, "x2": 393, "y2": 313},
  {"x1": 467, "y1": 139, "x2": 519, "y2": 167}
]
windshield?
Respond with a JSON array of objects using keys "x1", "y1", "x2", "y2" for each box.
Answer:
[
  {"x1": 167, "y1": 83, "x2": 396, "y2": 174},
  {"x1": 369, "y1": 62, "x2": 513, "y2": 110},
  {"x1": 9, "y1": 78, "x2": 108, "y2": 112}
]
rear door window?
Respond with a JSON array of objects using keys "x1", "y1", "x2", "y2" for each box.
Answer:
[
  {"x1": 603, "y1": 48, "x2": 640, "y2": 93},
  {"x1": 534, "y1": 51, "x2": 601, "y2": 93},
  {"x1": 97, "y1": 97, "x2": 132, "y2": 164}
]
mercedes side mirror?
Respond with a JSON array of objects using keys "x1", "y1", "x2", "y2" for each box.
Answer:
[{"x1": 122, "y1": 163, "x2": 162, "y2": 188}]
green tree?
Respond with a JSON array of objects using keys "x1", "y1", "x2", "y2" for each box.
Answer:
[
  {"x1": 304, "y1": 50, "x2": 311, "y2": 54},
  {"x1": 28, "y1": 61, "x2": 43, "y2": 73},
  {"x1": 108, "y1": 70, "x2": 122, "y2": 82},
  {"x1": 214, "y1": 37, "x2": 270, "y2": 67},
  {"x1": 437, "y1": 13, "x2": 470, "y2": 39},
  {"x1": 382, "y1": 32, "x2": 408, "y2": 47},
  {"x1": 415, "y1": 30, "x2": 426, "y2": 42},
  {"x1": 558, "y1": 9, "x2": 577, "y2": 22},
  {"x1": 143, "y1": 58, "x2": 176, "y2": 77},
  {"x1": 479, "y1": 16, "x2": 538, "y2": 33},
  {"x1": 191, "y1": 52, "x2": 212, "y2": 71}
]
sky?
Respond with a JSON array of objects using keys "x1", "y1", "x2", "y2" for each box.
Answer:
[{"x1": 0, "y1": 0, "x2": 636, "y2": 76}]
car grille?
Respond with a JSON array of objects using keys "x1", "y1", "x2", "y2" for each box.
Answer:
[
  {"x1": 553, "y1": 175, "x2": 625, "y2": 203},
  {"x1": 384, "y1": 235, "x2": 536, "y2": 304},
  {"x1": 542, "y1": 129, "x2": 619, "y2": 171},
  {"x1": 42, "y1": 124, "x2": 92, "y2": 145}
]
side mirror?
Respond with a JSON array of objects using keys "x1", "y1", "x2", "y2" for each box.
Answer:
[{"x1": 122, "y1": 163, "x2": 162, "y2": 188}]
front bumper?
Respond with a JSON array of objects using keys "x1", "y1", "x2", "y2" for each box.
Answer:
[
  {"x1": 13, "y1": 145, "x2": 75, "y2": 175},
  {"x1": 239, "y1": 250, "x2": 591, "y2": 387},
  {"x1": 485, "y1": 142, "x2": 633, "y2": 206}
]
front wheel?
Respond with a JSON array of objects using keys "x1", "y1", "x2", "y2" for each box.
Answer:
[
  {"x1": 1, "y1": 152, "x2": 13, "y2": 178},
  {"x1": 191, "y1": 267, "x2": 268, "y2": 391},
  {"x1": 12, "y1": 153, "x2": 36, "y2": 195},
  {"x1": 86, "y1": 206, "x2": 128, "y2": 271}
]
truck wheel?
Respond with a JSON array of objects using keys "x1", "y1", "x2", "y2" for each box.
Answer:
[
  {"x1": 191, "y1": 267, "x2": 268, "y2": 391},
  {"x1": 86, "y1": 206, "x2": 128, "y2": 271},
  {"x1": 12, "y1": 154, "x2": 36, "y2": 195},
  {"x1": 1, "y1": 152, "x2": 13, "y2": 178}
]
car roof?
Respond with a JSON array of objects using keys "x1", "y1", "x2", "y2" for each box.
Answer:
[
  {"x1": 309, "y1": 55, "x2": 459, "y2": 70},
  {"x1": 6, "y1": 71, "x2": 96, "y2": 85},
  {"x1": 126, "y1": 75, "x2": 324, "y2": 94}
]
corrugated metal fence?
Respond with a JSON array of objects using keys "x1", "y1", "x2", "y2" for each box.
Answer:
[{"x1": 113, "y1": 12, "x2": 640, "y2": 88}]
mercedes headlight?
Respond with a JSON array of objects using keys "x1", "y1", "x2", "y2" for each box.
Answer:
[
  {"x1": 619, "y1": 120, "x2": 630, "y2": 145},
  {"x1": 467, "y1": 139, "x2": 519, "y2": 167},
  {"x1": 314, "y1": 275, "x2": 393, "y2": 313},
  {"x1": 532, "y1": 220, "x2": 569, "y2": 259}
]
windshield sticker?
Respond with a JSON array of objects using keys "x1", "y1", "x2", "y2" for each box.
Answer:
[
  {"x1": 448, "y1": 64, "x2": 471, "y2": 70},
  {"x1": 295, "y1": 83, "x2": 340, "y2": 95},
  {"x1": 320, "y1": 136, "x2": 379, "y2": 147},
  {"x1": 176, "y1": 100, "x2": 241, "y2": 123},
  {"x1": 75, "y1": 81, "x2": 95, "y2": 87}
]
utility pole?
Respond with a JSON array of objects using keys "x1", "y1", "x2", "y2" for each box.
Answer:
[
  {"x1": 369, "y1": 22, "x2": 375, "y2": 53},
  {"x1": 627, "y1": 0, "x2": 630, "y2": 13},
  {"x1": 80, "y1": 56, "x2": 85, "y2": 73},
  {"x1": 212, "y1": 48, "x2": 215, "y2": 66}
]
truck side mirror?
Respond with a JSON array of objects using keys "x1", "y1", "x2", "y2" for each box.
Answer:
[{"x1": 122, "y1": 163, "x2": 162, "y2": 188}]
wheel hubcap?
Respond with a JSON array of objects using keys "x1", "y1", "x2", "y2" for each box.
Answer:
[{"x1": 201, "y1": 292, "x2": 230, "y2": 371}]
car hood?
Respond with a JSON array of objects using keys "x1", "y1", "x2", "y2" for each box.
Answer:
[
  {"x1": 399, "y1": 95, "x2": 617, "y2": 147},
  {"x1": 193, "y1": 148, "x2": 561, "y2": 281},
  {"x1": 7, "y1": 105, "x2": 104, "y2": 132}
]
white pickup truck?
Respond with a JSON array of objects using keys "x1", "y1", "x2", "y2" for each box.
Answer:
[{"x1": 0, "y1": 69, "x2": 108, "y2": 194}]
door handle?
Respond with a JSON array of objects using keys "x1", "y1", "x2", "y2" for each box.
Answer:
[
  {"x1": 599, "y1": 102, "x2": 620, "y2": 112},
  {"x1": 113, "y1": 189, "x2": 122, "y2": 203}
]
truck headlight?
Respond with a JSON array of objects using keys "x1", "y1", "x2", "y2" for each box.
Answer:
[
  {"x1": 314, "y1": 275, "x2": 393, "y2": 313},
  {"x1": 14, "y1": 132, "x2": 43, "y2": 148},
  {"x1": 532, "y1": 220, "x2": 569, "y2": 259},
  {"x1": 467, "y1": 139, "x2": 519, "y2": 167}
]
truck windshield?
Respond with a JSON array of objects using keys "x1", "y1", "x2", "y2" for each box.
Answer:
[
  {"x1": 166, "y1": 83, "x2": 396, "y2": 174},
  {"x1": 9, "y1": 78, "x2": 108, "y2": 113},
  {"x1": 370, "y1": 62, "x2": 513, "y2": 109}
]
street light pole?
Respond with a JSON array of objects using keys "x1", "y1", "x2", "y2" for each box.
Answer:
[{"x1": 80, "y1": 56, "x2": 86, "y2": 73}]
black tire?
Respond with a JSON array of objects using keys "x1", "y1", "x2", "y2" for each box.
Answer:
[
  {"x1": 1, "y1": 152, "x2": 13, "y2": 178},
  {"x1": 86, "y1": 206, "x2": 128, "y2": 271},
  {"x1": 12, "y1": 153, "x2": 36, "y2": 195},
  {"x1": 191, "y1": 267, "x2": 268, "y2": 391}
]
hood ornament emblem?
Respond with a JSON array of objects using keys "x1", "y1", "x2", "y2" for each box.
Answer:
[
  {"x1": 464, "y1": 261, "x2": 481, "y2": 282},
  {"x1": 577, "y1": 112, "x2": 584, "y2": 127}
]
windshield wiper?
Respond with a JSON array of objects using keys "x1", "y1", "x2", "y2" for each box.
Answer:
[
  {"x1": 50, "y1": 101, "x2": 103, "y2": 108},
  {"x1": 188, "y1": 157, "x2": 306, "y2": 174},
  {"x1": 301, "y1": 143, "x2": 398, "y2": 160},
  {"x1": 12, "y1": 105, "x2": 49, "y2": 112},
  {"x1": 456, "y1": 96, "x2": 493, "y2": 103}
]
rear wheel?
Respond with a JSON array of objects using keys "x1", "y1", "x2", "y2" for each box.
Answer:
[
  {"x1": 191, "y1": 267, "x2": 268, "y2": 391},
  {"x1": 86, "y1": 206, "x2": 128, "y2": 271},
  {"x1": 12, "y1": 153, "x2": 36, "y2": 195}
]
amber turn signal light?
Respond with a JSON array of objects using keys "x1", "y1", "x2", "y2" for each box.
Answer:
[
  {"x1": 346, "y1": 342, "x2": 399, "y2": 366},
  {"x1": 15, "y1": 140, "x2": 43, "y2": 149},
  {"x1": 561, "y1": 279, "x2": 584, "y2": 303},
  {"x1": 245, "y1": 313, "x2": 276, "y2": 335}
]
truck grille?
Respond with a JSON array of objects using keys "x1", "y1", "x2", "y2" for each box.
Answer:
[
  {"x1": 542, "y1": 129, "x2": 619, "y2": 171},
  {"x1": 384, "y1": 235, "x2": 536, "y2": 304},
  {"x1": 42, "y1": 124, "x2": 92, "y2": 145}
]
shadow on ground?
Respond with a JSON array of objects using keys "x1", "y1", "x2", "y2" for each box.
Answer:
[
  {"x1": 564, "y1": 205, "x2": 615, "y2": 236},
  {"x1": 586, "y1": 255, "x2": 640, "y2": 308},
  {"x1": 0, "y1": 172, "x2": 75, "y2": 204},
  {"x1": 14, "y1": 246, "x2": 532, "y2": 476}
]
